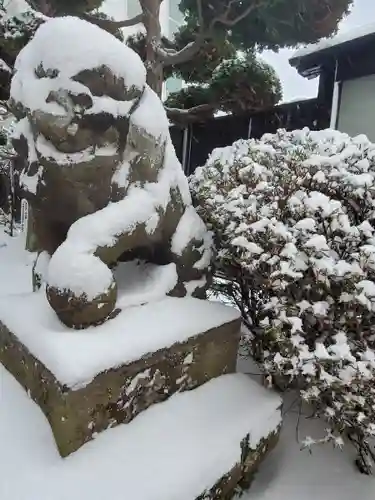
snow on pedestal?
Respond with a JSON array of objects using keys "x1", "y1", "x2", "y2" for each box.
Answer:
[
  {"x1": 0, "y1": 286, "x2": 241, "y2": 456},
  {"x1": 0, "y1": 288, "x2": 240, "y2": 389},
  {"x1": 0, "y1": 368, "x2": 282, "y2": 500}
]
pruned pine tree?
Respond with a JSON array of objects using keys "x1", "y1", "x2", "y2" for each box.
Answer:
[{"x1": 0, "y1": 0, "x2": 353, "y2": 123}]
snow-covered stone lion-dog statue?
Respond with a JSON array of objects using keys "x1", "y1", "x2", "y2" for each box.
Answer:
[{"x1": 10, "y1": 16, "x2": 212, "y2": 329}]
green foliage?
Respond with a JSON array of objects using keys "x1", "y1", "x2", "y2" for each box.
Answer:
[
  {"x1": 210, "y1": 53, "x2": 282, "y2": 113},
  {"x1": 166, "y1": 85, "x2": 214, "y2": 110},
  {"x1": 168, "y1": 24, "x2": 236, "y2": 82},
  {"x1": 179, "y1": 0, "x2": 353, "y2": 50},
  {"x1": 0, "y1": 0, "x2": 353, "y2": 120},
  {"x1": 85, "y1": 11, "x2": 125, "y2": 40},
  {"x1": 126, "y1": 27, "x2": 236, "y2": 83},
  {"x1": 126, "y1": 32, "x2": 153, "y2": 63},
  {"x1": 164, "y1": 0, "x2": 350, "y2": 117},
  {"x1": 165, "y1": 52, "x2": 282, "y2": 115},
  {"x1": 0, "y1": 6, "x2": 43, "y2": 64},
  {"x1": 0, "y1": 0, "x2": 122, "y2": 96}
]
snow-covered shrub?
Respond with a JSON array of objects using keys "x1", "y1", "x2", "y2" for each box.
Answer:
[{"x1": 190, "y1": 128, "x2": 375, "y2": 472}]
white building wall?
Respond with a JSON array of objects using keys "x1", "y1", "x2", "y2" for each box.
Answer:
[{"x1": 336, "y1": 74, "x2": 375, "y2": 142}]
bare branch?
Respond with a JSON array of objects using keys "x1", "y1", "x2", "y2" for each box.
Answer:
[
  {"x1": 159, "y1": 0, "x2": 264, "y2": 67},
  {"x1": 161, "y1": 47, "x2": 178, "y2": 55},
  {"x1": 165, "y1": 103, "x2": 215, "y2": 124},
  {"x1": 81, "y1": 13, "x2": 144, "y2": 32},
  {"x1": 155, "y1": 36, "x2": 205, "y2": 66},
  {"x1": 211, "y1": 0, "x2": 265, "y2": 29},
  {"x1": 210, "y1": 0, "x2": 237, "y2": 29},
  {"x1": 155, "y1": 0, "x2": 206, "y2": 66}
]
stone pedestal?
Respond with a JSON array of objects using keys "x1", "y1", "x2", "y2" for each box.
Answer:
[
  {"x1": 0, "y1": 370, "x2": 282, "y2": 500},
  {"x1": 0, "y1": 293, "x2": 240, "y2": 457}
]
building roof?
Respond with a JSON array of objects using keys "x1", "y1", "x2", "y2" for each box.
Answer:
[{"x1": 290, "y1": 22, "x2": 375, "y2": 78}]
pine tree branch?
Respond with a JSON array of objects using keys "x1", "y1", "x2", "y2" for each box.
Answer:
[
  {"x1": 154, "y1": 35, "x2": 205, "y2": 66},
  {"x1": 155, "y1": 0, "x2": 206, "y2": 66},
  {"x1": 158, "y1": 0, "x2": 265, "y2": 67},
  {"x1": 211, "y1": 0, "x2": 266, "y2": 29},
  {"x1": 81, "y1": 13, "x2": 144, "y2": 31},
  {"x1": 165, "y1": 103, "x2": 215, "y2": 124}
]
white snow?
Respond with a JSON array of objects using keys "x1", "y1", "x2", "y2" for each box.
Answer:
[
  {"x1": 46, "y1": 156, "x2": 205, "y2": 299},
  {"x1": 0, "y1": 285, "x2": 239, "y2": 389},
  {"x1": 85, "y1": 95, "x2": 135, "y2": 118},
  {"x1": 131, "y1": 85, "x2": 170, "y2": 141},
  {"x1": 114, "y1": 260, "x2": 178, "y2": 308},
  {"x1": 292, "y1": 22, "x2": 375, "y2": 60},
  {"x1": 2, "y1": 0, "x2": 43, "y2": 18},
  {"x1": 185, "y1": 277, "x2": 208, "y2": 295},
  {"x1": 47, "y1": 248, "x2": 113, "y2": 301},
  {"x1": 111, "y1": 156, "x2": 133, "y2": 188},
  {"x1": 35, "y1": 133, "x2": 118, "y2": 166},
  {"x1": 304, "y1": 234, "x2": 330, "y2": 251},
  {"x1": 47, "y1": 187, "x2": 162, "y2": 300},
  {"x1": 11, "y1": 16, "x2": 146, "y2": 115},
  {"x1": 171, "y1": 205, "x2": 210, "y2": 255},
  {"x1": 232, "y1": 236, "x2": 264, "y2": 254},
  {"x1": 1, "y1": 231, "x2": 375, "y2": 500},
  {"x1": 33, "y1": 250, "x2": 50, "y2": 283},
  {"x1": 0, "y1": 369, "x2": 281, "y2": 500},
  {"x1": 356, "y1": 280, "x2": 375, "y2": 298}
]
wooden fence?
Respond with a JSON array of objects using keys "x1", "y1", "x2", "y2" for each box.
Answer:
[{"x1": 170, "y1": 98, "x2": 331, "y2": 176}]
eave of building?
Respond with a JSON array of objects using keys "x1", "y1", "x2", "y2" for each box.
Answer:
[{"x1": 289, "y1": 30, "x2": 375, "y2": 79}]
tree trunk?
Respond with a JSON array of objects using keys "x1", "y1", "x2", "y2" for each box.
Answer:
[{"x1": 140, "y1": 0, "x2": 164, "y2": 97}]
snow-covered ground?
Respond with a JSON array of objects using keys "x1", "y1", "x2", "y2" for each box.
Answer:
[
  {"x1": 0, "y1": 228, "x2": 375, "y2": 499},
  {"x1": 246, "y1": 391, "x2": 375, "y2": 500}
]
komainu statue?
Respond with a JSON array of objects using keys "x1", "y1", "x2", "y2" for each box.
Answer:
[{"x1": 10, "y1": 16, "x2": 212, "y2": 329}]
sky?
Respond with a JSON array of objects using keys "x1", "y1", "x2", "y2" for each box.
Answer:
[{"x1": 260, "y1": 0, "x2": 375, "y2": 102}]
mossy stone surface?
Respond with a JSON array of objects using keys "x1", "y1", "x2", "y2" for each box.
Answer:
[
  {"x1": 0, "y1": 314, "x2": 240, "y2": 457},
  {"x1": 195, "y1": 427, "x2": 281, "y2": 500}
]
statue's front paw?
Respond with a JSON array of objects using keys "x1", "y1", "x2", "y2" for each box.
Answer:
[
  {"x1": 47, "y1": 245, "x2": 118, "y2": 329},
  {"x1": 46, "y1": 283, "x2": 117, "y2": 329}
]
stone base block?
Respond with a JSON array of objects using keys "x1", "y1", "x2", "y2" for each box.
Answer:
[
  {"x1": 0, "y1": 371, "x2": 282, "y2": 500},
  {"x1": 0, "y1": 293, "x2": 240, "y2": 457}
]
